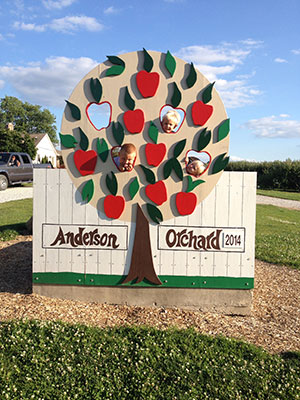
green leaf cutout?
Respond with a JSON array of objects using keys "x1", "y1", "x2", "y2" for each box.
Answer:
[
  {"x1": 106, "y1": 55, "x2": 125, "y2": 76},
  {"x1": 148, "y1": 121, "x2": 158, "y2": 143},
  {"x1": 172, "y1": 158, "x2": 183, "y2": 181},
  {"x1": 97, "y1": 138, "x2": 109, "y2": 162},
  {"x1": 124, "y1": 86, "x2": 135, "y2": 111},
  {"x1": 129, "y1": 177, "x2": 139, "y2": 200},
  {"x1": 146, "y1": 203, "x2": 163, "y2": 224},
  {"x1": 79, "y1": 128, "x2": 89, "y2": 151},
  {"x1": 106, "y1": 56, "x2": 125, "y2": 66},
  {"x1": 170, "y1": 82, "x2": 182, "y2": 108},
  {"x1": 217, "y1": 119, "x2": 230, "y2": 142},
  {"x1": 112, "y1": 121, "x2": 124, "y2": 146},
  {"x1": 65, "y1": 100, "x2": 81, "y2": 121},
  {"x1": 202, "y1": 82, "x2": 215, "y2": 104},
  {"x1": 140, "y1": 165, "x2": 156, "y2": 184},
  {"x1": 163, "y1": 158, "x2": 174, "y2": 180},
  {"x1": 82, "y1": 179, "x2": 94, "y2": 203},
  {"x1": 90, "y1": 78, "x2": 102, "y2": 103},
  {"x1": 212, "y1": 153, "x2": 230, "y2": 175},
  {"x1": 173, "y1": 139, "x2": 186, "y2": 158},
  {"x1": 165, "y1": 50, "x2": 176, "y2": 77},
  {"x1": 186, "y1": 63, "x2": 197, "y2": 88},
  {"x1": 186, "y1": 175, "x2": 205, "y2": 193},
  {"x1": 59, "y1": 133, "x2": 77, "y2": 148},
  {"x1": 106, "y1": 65, "x2": 125, "y2": 77},
  {"x1": 106, "y1": 172, "x2": 118, "y2": 196},
  {"x1": 197, "y1": 128, "x2": 211, "y2": 151},
  {"x1": 143, "y1": 48, "x2": 153, "y2": 73}
]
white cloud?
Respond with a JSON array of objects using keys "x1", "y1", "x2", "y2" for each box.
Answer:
[
  {"x1": 239, "y1": 39, "x2": 264, "y2": 48},
  {"x1": 292, "y1": 49, "x2": 300, "y2": 55},
  {"x1": 104, "y1": 6, "x2": 120, "y2": 15},
  {"x1": 13, "y1": 21, "x2": 46, "y2": 32},
  {"x1": 230, "y1": 155, "x2": 257, "y2": 162},
  {"x1": 42, "y1": 0, "x2": 76, "y2": 10},
  {"x1": 274, "y1": 58, "x2": 288, "y2": 63},
  {"x1": 49, "y1": 15, "x2": 104, "y2": 33},
  {"x1": 175, "y1": 42, "x2": 262, "y2": 108},
  {"x1": 13, "y1": 15, "x2": 104, "y2": 33},
  {"x1": 215, "y1": 79, "x2": 262, "y2": 109},
  {"x1": 0, "y1": 56, "x2": 98, "y2": 107},
  {"x1": 242, "y1": 115, "x2": 300, "y2": 138},
  {"x1": 176, "y1": 45, "x2": 250, "y2": 70}
]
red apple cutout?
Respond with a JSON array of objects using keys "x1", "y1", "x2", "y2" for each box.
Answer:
[
  {"x1": 123, "y1": 109, "x2": 145, "y2": 133},
  {"x1": 191, "y1": 101, "x2": 213, "y2": 126},
  {"x1": 74, "y1": 149, "x2": 97, "y2": 176},
  {"x1": 145, "y1": 143, "x2": 166, "y2": 166},
  {"x1": 136, "y1": 70, "x2": 160, "y2": 98},
  {"x1": 104, "y1": 195, "x2": 125, "y2": 219},
  {"x1": 176, "y1": 192, "x2": 197, "y2": 215},
  {"x1": 145, "y1": 181, "x2": 167, "y2": 206},
  {"x1": 86, "y1": 102, "x2": 112, "y2": 131}
]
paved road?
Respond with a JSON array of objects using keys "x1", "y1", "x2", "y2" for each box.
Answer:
[
  {"x1": 0, "y1": 186, "x2": 33, "y2": 203},
  {"x1": 1, "y1": 187, "x2": 300, "y2": 210}
]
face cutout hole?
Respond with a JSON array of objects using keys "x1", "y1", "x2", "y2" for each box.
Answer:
[
  {"x1": 111, "y1": 144, "x2": 137, "y2": 172},
  {"x1": 185, "y1": 150, "x2": 211, "y2": 178},
  {"x1": 160, "y1": 105, "x2": 185, "y2": 133},
  {"x1": 86, "y1": 102, "x2": 112, "y2": 131}
]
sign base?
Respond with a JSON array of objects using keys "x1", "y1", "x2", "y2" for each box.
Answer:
[{"x1": 33, "y1": 284, "x2": 252, "y2": 316}]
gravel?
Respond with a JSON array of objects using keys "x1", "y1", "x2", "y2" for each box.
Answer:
[
  {"x1": 0, "y1": 186, "x2": 33, "y2": 203},
  {"x1": 257, "y1": 195, "x2": 300, "y2": 210}
]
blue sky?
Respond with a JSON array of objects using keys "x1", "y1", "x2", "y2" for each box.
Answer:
[{"x1": 0, "y1": 0, "x2": 299, "y2": 162}]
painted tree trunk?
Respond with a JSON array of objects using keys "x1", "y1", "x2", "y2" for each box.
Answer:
[{"x1": 122, "y1": 204, "x2": 162, "y2": 285}]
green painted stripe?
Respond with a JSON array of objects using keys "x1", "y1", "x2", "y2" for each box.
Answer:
[{"x1": 33, "y1": 273, "x2": 253, "y2": 289}]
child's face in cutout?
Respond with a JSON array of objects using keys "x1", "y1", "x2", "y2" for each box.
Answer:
[
  {"x1": 162, "y1": 117, "x2": 177, "y2": 133},
  {"x1": 119, "y1": 150, "x2": 136, "y2": 172},
  {"x1": 186, "y1": 160, "x2": 205, "y2": 177}
]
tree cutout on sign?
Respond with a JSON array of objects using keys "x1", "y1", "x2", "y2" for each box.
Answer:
[{"x1": 60, "y1": 49, "x2": 230, "y2": 286}]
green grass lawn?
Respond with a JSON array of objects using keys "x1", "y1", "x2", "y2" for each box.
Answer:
[
  {"x1": 257, "y1": 189, "x2": 300, "y2": 201},
  {"x1": 0, "y1": 198, "x2": 33, "y2": 240},
  {"x1": 256, "y1": 204, "x2": 300, "y2": 269},
  {"x1": 0, "y1": 320, "x2": 299, "y2": 400}
]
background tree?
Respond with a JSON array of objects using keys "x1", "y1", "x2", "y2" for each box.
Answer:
[
  {"x1": 0, "y1": 125, "x2": 37, "y2": 159},
  {"x1": 0, "y1": 96, "x2": 57, "y2": 152},
  {"x1": 60, "y1": 50, "x2": 230, "y2": 285}
]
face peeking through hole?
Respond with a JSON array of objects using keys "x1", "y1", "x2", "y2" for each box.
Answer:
[
  {"x1": 185, "y1": 150, "x2": 211, "y2": 178},
  {"x1": 161, "y1": 110, "x2": 180, "y2": 133},
  {"x1": 112, "y1": 143, "x2": 137, "y2": 172},
  {"x1": 186, "y1": 159, "x2": 206, "y2": 177}
]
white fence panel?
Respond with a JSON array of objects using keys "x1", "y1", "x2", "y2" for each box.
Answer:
[{"x1": 33, "y1": 170, "x2": 256, "y2": 282}]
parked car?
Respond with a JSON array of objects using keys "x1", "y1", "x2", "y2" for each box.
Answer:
[{"x1": 0, "y1": 152, "x2": 53, "y2": 191}]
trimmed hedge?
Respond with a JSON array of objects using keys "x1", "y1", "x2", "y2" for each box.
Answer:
[{"x1": 226, "y1": 160, "x2": 300, "y2": 191}]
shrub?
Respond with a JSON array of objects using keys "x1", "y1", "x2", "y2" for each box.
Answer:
[{"x1": 226, "y1": 159, "x2": 300, "y2": 191}]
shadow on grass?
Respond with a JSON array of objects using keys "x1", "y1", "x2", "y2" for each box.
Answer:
[
  {"x1": 281, "y1": 351, "x2": 300, "y2": 367},
  {"x1": 0, "y1": 223, "x2": 29, "y2": 241},
  {"x1": 0, "y1": 240, "x2": 32, "y2": 294}
]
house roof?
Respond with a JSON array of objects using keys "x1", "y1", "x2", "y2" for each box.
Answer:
[
  {"x1": 30, "y1": 133, "x2": 47, "y2": 146},
  {"x1": 30, "y1": 133, "x2": 58, "y2": 156}
]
